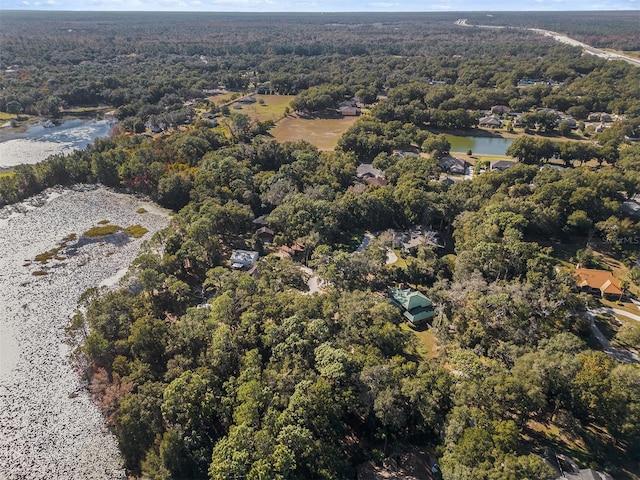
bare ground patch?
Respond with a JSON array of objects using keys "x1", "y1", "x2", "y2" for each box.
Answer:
[{"x1": 270, "y1": 114, "x2": 359, "y2": 151}]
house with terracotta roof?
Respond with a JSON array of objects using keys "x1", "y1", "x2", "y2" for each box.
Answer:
[
  {"x1": 364, "y1": 176, "x2": 388, "y2": 187},
  {"x1": 389, "y1": 288, "x2": 436, "y2": 325},
  {"x1": 575, "y1": 268, "x2": 624, "y2": 299}
]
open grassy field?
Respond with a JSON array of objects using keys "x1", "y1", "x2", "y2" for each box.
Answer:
[
  {"x1": 207, "y1": 92, "x2": 238, "y2": 106},
  {"x1": 234, "y1": 94, "x2": 293, "y2": 123},
  {"x1": 605, "y1": 48, "x2": 640, "y2": 61},
  {"x1": 461, "y1": 153, "x2": 511, "y2": 164},
  {"x1": 270, "y1": 114, "x2": 359, "y2": 151}
]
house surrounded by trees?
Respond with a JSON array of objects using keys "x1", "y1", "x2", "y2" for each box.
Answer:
[{"x1": 389, "y1": 288, "x2": 436, "y2": 325}]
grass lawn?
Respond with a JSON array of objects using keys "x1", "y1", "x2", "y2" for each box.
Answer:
[
  {"x1": 235, "y1": 94, "x2": 293, "y2": 123},
  {"x1": 458, "y1": 153, "x2": 511, "y2": 163},
  {"x1": 604, "y1": 48, "x2": 640, "y2": 61},
  {"x1": 62, "y1": 106, "x2": 114, "y2": 115},
  {"x1": 400, "y1": 322, "x2": 439, "y2": 360},
  {"x1": 270, "y1": 114, "x2": 359, "y2": 151},
  {"x1": 601, "y1": 298, "x2": 640, "y2": 319},
  {"x1": 0, "y1": 112, "x2": 17, "y2": 121},
  {"x1": 207, "y1": 92, "x2": 238, "y2": 106}
]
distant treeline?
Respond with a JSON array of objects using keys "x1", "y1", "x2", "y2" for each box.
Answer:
[{"x1": 1, "y1": 10, "x2": 639, "y2": 123}]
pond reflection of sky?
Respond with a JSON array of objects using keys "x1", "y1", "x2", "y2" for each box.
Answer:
[
  {"x1": 21, "y1": 119, "x2": 115, "y2": 150},
  {"x1": 0, "y1": 119, "x2": 115, "y2": 168}
]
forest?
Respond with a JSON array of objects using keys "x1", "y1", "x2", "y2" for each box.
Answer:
[{"x1": 1, "y1": 10, "x2": 640, "y2": 480}]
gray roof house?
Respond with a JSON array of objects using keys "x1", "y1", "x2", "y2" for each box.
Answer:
[
  {"x1": 230, "y1": 250, "x2": 259, "y2": 269},
  {"x1": 479, "y1": 115, "x2": 502, "y2": 128},
  {"x1": 439, "y1": 155, "x2": 467, "y2": 174},
  {"x1": 491, "y1": 160, "x2": 516, "y2": 172}
]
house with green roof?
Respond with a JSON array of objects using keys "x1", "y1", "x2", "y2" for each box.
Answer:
[{"x1": 389, "y1": 288, "x2": 436, "y2": 325}]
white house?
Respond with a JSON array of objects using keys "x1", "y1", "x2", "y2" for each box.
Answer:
[{"x1": 230, "y1": 250, "x2": 259, "y2": 269}]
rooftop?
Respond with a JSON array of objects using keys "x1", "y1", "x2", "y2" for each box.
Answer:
[
  {"x1": 390, "y1": 288, "x2": 433, "y2": 312},
  {"x1": 575, "y1": 268, "x2": 623, "y2": 296},
  {"x1": 356, "y1": 163, "x2": 384, "y2": 179}
]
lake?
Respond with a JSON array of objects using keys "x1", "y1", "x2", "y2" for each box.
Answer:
[
  {"x1": 445, "y1": 134, "x2": 514, "y2": 156},
  {"x1": 0, "y1": 119, "x2": 115, "y2": 169}
]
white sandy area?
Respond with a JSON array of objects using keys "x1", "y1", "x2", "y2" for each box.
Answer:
[
  {"x1": 0, "y1": 139, "x2": 75, "y2": 168},
  {"x1": 0, "y1": 186, "x2": 169, "y2": 479}
]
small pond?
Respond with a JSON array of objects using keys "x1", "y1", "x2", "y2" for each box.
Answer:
[{"x1": 445, "y1": 134, "x2": 514, "y2": 156}]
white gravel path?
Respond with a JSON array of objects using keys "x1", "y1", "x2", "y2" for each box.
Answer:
[{"x1": 0, "y1": 186, "x2": 169, "y2": 480}]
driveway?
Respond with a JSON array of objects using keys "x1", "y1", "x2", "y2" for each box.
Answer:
[
  {"x1": 586, "y1": 310, "x2": 638, "y2": 364},
  {"x1": 354, "y1": 232, "x2": 375, "y2": 253},
  {"x1": 592, "y1": 306, "x2": 640, "y2": 323},
  {"x1": 300, "y1": 266, "x2": 324, "y2": 295}
]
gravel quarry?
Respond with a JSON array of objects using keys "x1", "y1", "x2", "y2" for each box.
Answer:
[{"x1": 0, "y1": 186, "x2": 169, "y2": 479}]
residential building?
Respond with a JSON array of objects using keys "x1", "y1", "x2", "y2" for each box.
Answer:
[
  {"x1": 230, "y1": 250, "x2": 259, "y2": 269},
  {"x1": 439, "y1": 155, "x2": 467, "y2": 174},
  {"x1": 491, "y1": 105, "x2": 511, "y2": 115},
  {"x1": 389, "y1": 288, "x2": 436, "y2": 325},
  {"x1": 490, "y1": 160, "x2": 516, "y2": 172},
  {"x1": 575, "y1": 268, "x2": 624, "y2": 299},
  {"x1": 256, "y1": 226, "x2": 275, "y2": 243},
  {"x1": 479, "y1": 115, "x2": 502, "y2": 128}
]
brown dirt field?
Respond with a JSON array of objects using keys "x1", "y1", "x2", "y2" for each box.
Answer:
[{"x1": 270, "y1": 114, "x2": 359, "y2": 151}]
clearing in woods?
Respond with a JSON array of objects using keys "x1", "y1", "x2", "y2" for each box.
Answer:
[{"x1": 270, "y1": 113, "x2": 359, "y2": 151}]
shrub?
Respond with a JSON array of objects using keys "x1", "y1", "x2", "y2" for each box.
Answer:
[
  {"x1": 124, "y1": 225, "x2": 149, "y2": 238},
  {"x1": 84, "y1": 225, "x2": 121, "y2": 237}
]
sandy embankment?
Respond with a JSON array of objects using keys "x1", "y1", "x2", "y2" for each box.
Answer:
[{"x1": 0, "y1": 186, "x2": 169, "y2": 480}]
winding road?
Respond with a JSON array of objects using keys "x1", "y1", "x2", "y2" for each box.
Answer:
[{"x1": 456, "y1": 19, "x2": 640, "y2": 68}]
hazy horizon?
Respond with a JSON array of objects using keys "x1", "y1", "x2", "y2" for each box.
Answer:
[{"x1": 2, "y1": 0, "x2": 638, "y2": 13}]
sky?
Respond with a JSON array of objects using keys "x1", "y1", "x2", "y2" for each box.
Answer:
[{"x1": 1, "y1": 0, "x2": 638, "y2": 12}]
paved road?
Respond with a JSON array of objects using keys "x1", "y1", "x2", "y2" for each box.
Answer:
[
  {"x1": 456, "y1": 19, "x2": 640, "y2": 68},
  {"x1": 529, "y1": 28, "x2": 640, "y2": 68}
]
